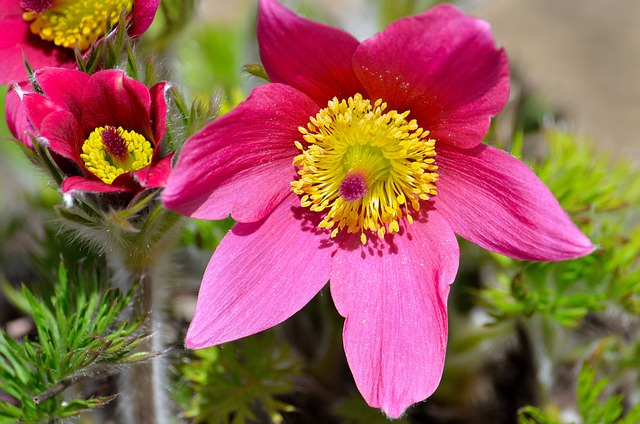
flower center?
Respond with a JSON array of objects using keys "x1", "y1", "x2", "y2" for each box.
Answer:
[
  {"x1": 291, "y1": 93, "x2": 438, "y2": 244},
  {"x1": 81, "y1": 126, "x2": 153, "y2": 185},
  {"x1": 23, "y1": 0, "x2": 134, "y2": 50}
]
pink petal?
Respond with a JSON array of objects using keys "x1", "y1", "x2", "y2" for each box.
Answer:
[
  {"x1": 5, "y1": 82, "x2": 35, "y2": 148},
  {"x1": 61, "y1": 175, "x2": 128, "y2": 193},
  {"x1": 185, "y1": 193, "x2": 333, "y2": 348},
  {"x1": 0, "y1": 0, "x2": 23, "y2": 14},
  {"x1": 149, "y1": 81, "x2": 167, "y2": 149},
  {"x1": 330, "y1": 212, "x2": 459, "y2": 418},
  {"x1": 257, "y1": 0, "x2": 364, "y2": 106},
  {"x1": 435, "y1": 143, "x2": 594, "y2": 260},
  {"x1": 131, "y1": 153, "x2": 173, "y2": 188},
  {"x1": 129, "y1": 0, "x2": 161, "y2": 37},
  {"x1": 163, "y1": 83, "x2": 319, "y2": 222},
  {"x1": 34, "y1": 67, "x2": 90, "y2": 119},
  {"x1": 38, "y1": 109, "x2": 84, "y2": 160},
  {"x1": 352, "y1": 4, "x2": 509, "y2": 149},
  {"x1": 81, "y1": 70, "x2": 153, "y2": 141},
  {"x1": 22, "y1": 92, "x2": 85, "y2": 160},
  {"x1": 22, "y1": 92, "x2": 64, "y2": 129},
  {"x1": 0, "y1": 12, "x2": 73, "y2": 85}
]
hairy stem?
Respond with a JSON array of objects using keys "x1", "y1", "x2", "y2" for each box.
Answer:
[
  {"x1": 117, "y1": 271, "x2": 170, "y2": 424},
  {"x1": 109, "y1": 207, "x2": 181, "y2": 424}
]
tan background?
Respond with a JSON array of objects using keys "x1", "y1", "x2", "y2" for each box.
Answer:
[{"x1": 473, "y1": 0, "x2": 640, "y2": 164}]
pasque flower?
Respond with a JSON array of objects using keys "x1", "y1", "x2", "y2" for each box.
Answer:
[
  {"x1": 0, "y1": 0, "x2": 161, "y2": 84},
  {"x1": 6, "y1": 67, "x2": 171, "y2": 195},
  {"x1": 163, "y1": 0, "x2": 594, "y2": 417}
]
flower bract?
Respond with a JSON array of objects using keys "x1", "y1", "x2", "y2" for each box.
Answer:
[
  {"x1": 162, "y1": 0, "x2": 594, "y2": 417},
  {"x1": 0, "y1": 0, "x2": 161, "y2": 84},
  {"x1": 5, "y1": 67, "x2": 172, "y2": 195}
]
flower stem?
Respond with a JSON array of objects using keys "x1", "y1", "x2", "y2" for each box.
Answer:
[
  {"x1": 107, "y1": 206, "x2": 181, "y2": 424},
  {"x1": 117, "y1": 271, "x2": 170, "y2": 424}
]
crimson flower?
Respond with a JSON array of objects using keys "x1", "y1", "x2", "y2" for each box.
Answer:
[
  {"x1": 0, "y1": 0, "x2": 161, "y2": 84},
  {"x1": 163, "y1": 0, "x2": 594, "y2": 417},
  {"x1": 6, "y1": 67, "x2": 171, "y2": 195}
]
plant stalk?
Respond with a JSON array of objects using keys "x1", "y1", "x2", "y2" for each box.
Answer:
[{"x1": 109, "y1": 207, "x2": 181, "y2": 424}]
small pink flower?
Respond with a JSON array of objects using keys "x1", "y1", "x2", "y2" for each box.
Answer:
[
  {"x1": 6, "y1": 67, "x2": 172, "y2": 194},
  {"x1": 0, "y1": 0, "x2": 161, "y2": 84},
  {"x1": 163, "y1": 0, "x2": 594, "y2": 417}
]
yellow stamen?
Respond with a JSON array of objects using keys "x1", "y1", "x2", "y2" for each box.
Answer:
[
  {"x1": 24, "y1": 0, "x2": 134, "y2": 50},
  {"x1": 81, "y1": 126, "x2": 153, "y2": 184},
  {"x1": 291, "y1": 93, "x2": 438, "y2": 244}
]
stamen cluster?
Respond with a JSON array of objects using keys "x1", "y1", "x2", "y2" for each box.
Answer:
[
  {"x1": 81, "y1": 125, "x2": 153, "y2": 184},
  {"x1": 23, "y1": 0, "x2": 134, "y2": 50},
  {"x1": 292, "y1": 93, "x2": 438, "y2": 244}
]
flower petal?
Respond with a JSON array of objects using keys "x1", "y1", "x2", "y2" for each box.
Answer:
[
  {"x1": 38, "y1": 110, "x2": 84, "y2": 161},
  {"x1": 330, "y1": 212, "x2": 459, "y2": 418},
  {"x1": 0, "y1": 12, "x2": 73, "y2": 84},
  {"x1": 5, "y1": 82, "x2": 35, "y2": 148},
  {"x1": 22, "y1": 92, "x2": 64, "y2": 129},
  {"x1": 61, "y1": 175, "x2": 128, "y2": 193},
  {"x1": 34, "y1": 68, "x2": 90, "y2": 119},
  {"x1": 353, "y1": 4, "x2": 509, "y2": 149},
  {"x1": 129, "y1": 0, "x2": 161, "y2": 37},
  {"x1": 0, "y1": 0, "x2": 22, "y2": 15},
  {"x1": 185, "y1": 194, "x2": 333, "y2": 348},
  {"x1": 435, "y1": 143, "x2": 594, "y2": 260},
  {"x1": 163, "y1": 83, "x2": 319, "y2": 222},
  {"x1": 131, "y1": 153, "x2": 173, "y2": 188},
  {"x1": 149, "y1": 81, "x2": 168, "y2": 150},
  {"x1": 257, "y1": 0, "x2": 364, "y2": 106},
  {"x1": 81, "y1": 70, "x2": 154, "y2": 141}
]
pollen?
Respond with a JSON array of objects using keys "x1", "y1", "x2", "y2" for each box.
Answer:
[
  {"x1": 81, "y1": 126, "x2": 153, "y2": 185},
  {"x1": 23, "y1": 0, "x2": 134, "y2": 50},
  {"x1": 291, "y1": 93, "x2": 438, "y2": 244}
]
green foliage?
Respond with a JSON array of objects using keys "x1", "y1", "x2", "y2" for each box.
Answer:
[
  {"x1": 518, "y1": 363, "x2": 640, "y2": 424},
  {"x1": 0, "y1": 261, "x2": 151, "y2": 423},
  {"x1": 479, "y1": 130, "x2": 640, "y2": 326},
  {"x1": 576, "y1": 365, "x2": 640, "y2": 424},
  {"x1": 177, "y1": 25, "x2": 245, "y2": 96},
  {"x1": 175, "y1": 333, "x2": 300, "y2": 424},
  {"x1": 180, "y1": 217, "x2": 235, "y2": 252},
  {"x1": 168, "y1": 85, "x2": 221, "y2": 148}
]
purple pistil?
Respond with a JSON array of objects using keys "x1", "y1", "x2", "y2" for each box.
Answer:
[
  {"x1": 101, "y1": 126, "x2": 129, "y2": 160},
  {"x1": 21, "y1": 0, "x2": 53, "y2": 14},
  {"x1": 340, "y1": 172, "x2": 368, "y2": 201}
]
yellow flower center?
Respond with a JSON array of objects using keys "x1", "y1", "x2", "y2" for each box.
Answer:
[
  {"x1": 291, "y1": 93, "x2": 439, "y2": 245},
  {"x1": 81, "y1": 126, "x2": 153, "y2": 184},
  {"x1": 23, "y1": 0, "x2": 134, "y2": 50}
]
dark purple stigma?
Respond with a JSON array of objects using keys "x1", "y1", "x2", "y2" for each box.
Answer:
[
  {"x1": 21, "y1": 0, "x2": 53, "y2": 14},
  {"x1": 339, "y1": 172, "x2": 368, "y2": 201},
  {"x1": 101, "y1": 126, "x2": 129, "y2": 160}
]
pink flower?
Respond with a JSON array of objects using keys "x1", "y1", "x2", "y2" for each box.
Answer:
[
  {"x1": 0, "y1": 0, "x2": 161, "y2": 84},
  {"x1": 163, "y1": 0, "x2": 594, "y2": 417},
  {"x1": 6, "y1": 67, "x2": 172, "y2": 194}
]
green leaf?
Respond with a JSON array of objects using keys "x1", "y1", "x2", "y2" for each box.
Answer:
[{"x1": 0, "y1": 259, "x2": 152, "y2": 421}]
